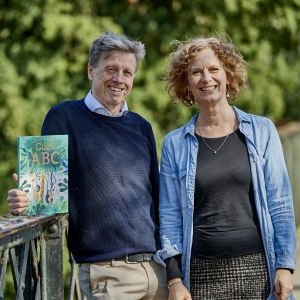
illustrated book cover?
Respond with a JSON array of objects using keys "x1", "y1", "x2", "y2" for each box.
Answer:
[{"x1": 18, "y1": 135, "x2": 68, "y2": 215}]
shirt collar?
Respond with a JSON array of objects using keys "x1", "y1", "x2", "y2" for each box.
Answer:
[
  {"x1": 232, "y1": 106, "x2": 252, "y2": 124},
  {"x1": 84, "y1": 90, "x2": 129, "y2": 117},
  {"x1": 183, "y1": 106, "x2": 252, "y2": 137}
]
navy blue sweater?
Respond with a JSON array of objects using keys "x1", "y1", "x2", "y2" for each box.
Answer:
[{"x1": 41, "y1": 99, "x2": 161, "y2": 263}]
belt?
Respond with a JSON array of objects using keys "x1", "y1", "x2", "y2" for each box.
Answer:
[{"x1": 115, "y1": 253, "x2": 154, "y2": 264}]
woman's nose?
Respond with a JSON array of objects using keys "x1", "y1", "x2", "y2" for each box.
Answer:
[{"x1": 201, "y1": 71, "x2": 212, "y2": 83}]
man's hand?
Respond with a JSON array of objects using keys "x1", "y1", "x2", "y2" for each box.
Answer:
[
  {"x1": 274, "y1": 268, "x2": 293, "y2": 300},
  {"x1": 7, "y1": 173, "x2": 30, "y2": 215}
]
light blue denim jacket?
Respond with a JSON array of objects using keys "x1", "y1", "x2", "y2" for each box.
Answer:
[{"x1": 154, "y1": 107, "x2": 297, "y2": 300}]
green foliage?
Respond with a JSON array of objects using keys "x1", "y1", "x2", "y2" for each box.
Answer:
[
  {"x1": 0, "y1": 0, "x2": 300, "y2": 212},
  {"x1": 97, "y1": 0, "x2": 300, "y2": 154},
  {"x1": 1, "y1": 0, "x2": 300, "y2": 209},
  {"x1": 3, "y1": 262, "x2": 15, "y2": 299},
  {"x1": 0, "y1": 0, "x2": 300, "y2": 296},
  {"x1": 0, "y1": 0, "x2": 122, "y2": 212}
]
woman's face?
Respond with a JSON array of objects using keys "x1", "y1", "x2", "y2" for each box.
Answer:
[{"x1": 187, "y1": 47, "x2": 228, "y2": 106}]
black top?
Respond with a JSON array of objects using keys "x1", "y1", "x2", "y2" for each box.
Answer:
[
  {"x1": 165, "y1": 129, "x2": 264, "y2": 281},
  {"x1": 192, "y1": 129, "x2": 264, "y2": 258},
  {"x1": 42, "y1": 99, "x2": 161, "y2": 263}
]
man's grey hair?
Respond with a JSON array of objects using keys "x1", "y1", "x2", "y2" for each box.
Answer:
[{"x1": 89, "y1": 32, "x2": 146, "y2": 71}]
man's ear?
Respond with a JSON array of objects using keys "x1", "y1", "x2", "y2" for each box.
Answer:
[{"x1": 87, "y1": 64, "x2": 93, "y2": 81}]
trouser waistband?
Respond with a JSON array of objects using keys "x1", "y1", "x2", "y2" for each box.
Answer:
[{"x1": 115, "y1": 252, "x2": 154, "y2": 264}]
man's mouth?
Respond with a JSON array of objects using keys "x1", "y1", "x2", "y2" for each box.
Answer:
[{"x1": 109, "y1": 86, "x2": 123, "y2": 92}]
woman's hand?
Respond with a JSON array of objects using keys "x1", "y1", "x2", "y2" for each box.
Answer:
[
  {"x1": 7, "y1": 173, "x2": 30, "y2": 215},
  {"x1": 274, "y1": 268, "x2": 293, "y2": 300},
  {"x1": 168, "y1": 279, "x2": 192, "y2": 300}
]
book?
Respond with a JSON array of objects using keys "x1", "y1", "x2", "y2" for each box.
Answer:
[{"x1": 18, "y1": 135, "x2": 68, "y2": 215}]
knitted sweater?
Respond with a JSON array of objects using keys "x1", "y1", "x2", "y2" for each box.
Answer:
[{"x1": 41, "y1": 99, "x2": 161, "y2": 263}]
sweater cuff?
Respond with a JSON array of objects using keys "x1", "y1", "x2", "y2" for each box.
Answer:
[{"x1": 164, "y1": 254, "x2": 183, "y2": 282}]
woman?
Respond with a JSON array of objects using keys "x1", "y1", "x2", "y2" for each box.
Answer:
[{"x1": 153, "y1": 35, "x2": 297, "y2": 300}]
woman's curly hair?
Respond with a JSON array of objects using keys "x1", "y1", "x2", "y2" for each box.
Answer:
[{"x1": 163, "y1": 34, "x2": 248, "y2": 107}]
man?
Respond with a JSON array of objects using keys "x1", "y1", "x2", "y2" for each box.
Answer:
[{"x1": 7, "y1": 32, "x2": 168, "y2": 300}]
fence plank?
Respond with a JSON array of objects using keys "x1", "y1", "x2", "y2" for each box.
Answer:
[{"x1": 278, "y1": 122, "x2": 300, "y2": 226}]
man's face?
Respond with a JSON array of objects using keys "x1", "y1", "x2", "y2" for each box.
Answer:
[{"x1": 88, "y1": 51, "x2": 137, "y2": 115}]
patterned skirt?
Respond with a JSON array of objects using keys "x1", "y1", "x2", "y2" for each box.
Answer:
[{"x1": 190, "y1": 252, "x2": 271, "y2": 300}]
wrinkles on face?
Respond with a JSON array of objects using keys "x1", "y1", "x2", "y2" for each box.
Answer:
[
  {"x1": 187, "y1": 48, "x2": 228, "y2": 107},
  {"x1": 87, "y1": 51, "x2": 137, "y2": 115}
]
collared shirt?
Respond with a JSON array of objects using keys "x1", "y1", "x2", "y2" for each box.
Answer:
[
  {"x1": 84, "y1": 90, "x2": 129, "y2": 117},
  {"x1": 154, "y1": 106, "x2": 297, "y2": 300}
]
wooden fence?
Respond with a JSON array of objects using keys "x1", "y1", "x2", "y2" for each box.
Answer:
[{"x1": 278, "y1": 121, "x2": 300, "y2": 226}]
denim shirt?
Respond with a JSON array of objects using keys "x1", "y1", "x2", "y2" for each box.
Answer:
[{"x1": 154, "y1": 107, "x2": 297, "y2": 300}]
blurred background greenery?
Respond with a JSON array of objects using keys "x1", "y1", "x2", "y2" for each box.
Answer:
[
  {"x1": 1, "y1": 0, "x2": 300, "y2": 214},
  {"x1": 1, "y1": 0, "x2": 300, "y2": 298}
]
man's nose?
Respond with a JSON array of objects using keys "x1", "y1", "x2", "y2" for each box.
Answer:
[{"x1": 113, "y1": 72, "x2": 124, "y2": 83}]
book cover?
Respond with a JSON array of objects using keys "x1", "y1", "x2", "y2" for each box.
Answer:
[{"x1": 18, "y1": 135, "x2": 68, "y2": 215}]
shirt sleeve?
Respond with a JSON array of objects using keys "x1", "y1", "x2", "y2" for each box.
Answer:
[
  {"x1": 165, "y1": 254, "x2": 183, "y2": 282},
  {"x1": 263, "y1": 119, "x2": 296, "y2": 271}
]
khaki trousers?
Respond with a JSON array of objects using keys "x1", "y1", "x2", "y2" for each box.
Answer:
[{"x1": 79, "y1": 259, "x2": 168, "y2": 300}]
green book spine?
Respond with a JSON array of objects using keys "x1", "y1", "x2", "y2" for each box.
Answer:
[{"x1": 17, "y1": 135, "x2": 68, "y2": 215}]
